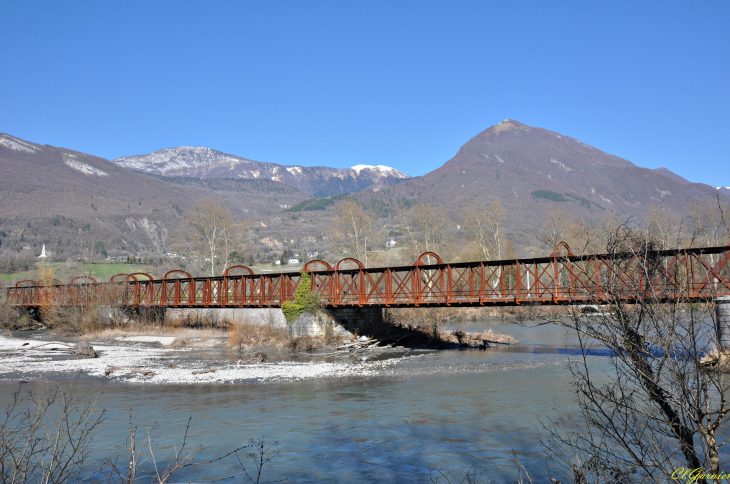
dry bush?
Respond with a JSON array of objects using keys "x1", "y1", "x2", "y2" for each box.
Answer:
[
  {"x1": 322, "y1": 319, "x2": 341, "y2": 346},
  {"x1": 288, "y1": 336, "x2": 324, "y2": 352},
  {"x1": 165, "y1": 310, "x2": 229, "y2": 329},
  {"x1": 473, "y1": 328, "x2": 519, "y2": 345},
  {"x1": 386, "y1": 307, "x2": 455, "y2": 328},
  {"x1": 39, "y1": 304, "x2": 105, "y2": 334},
  {"x1": 169, "y1": 336, "x2": 191, "y2": 349},
  {"x1": 0, "y1": 301, "x2": 33, "y2": 330},
  {"x1": 227, "y1": 317, "x2": 288, "y2": 351},
  {"x1": 133, "y1": 307, "x2": 166, "y2": 328}
]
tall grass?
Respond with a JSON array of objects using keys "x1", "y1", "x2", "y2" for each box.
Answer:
[{"x1": 227, "y1": 316, "x2": 289, "y2": 351}]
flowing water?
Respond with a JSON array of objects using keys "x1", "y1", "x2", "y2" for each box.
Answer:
[{"x1": 0, "y1": 320, "x2": 610, "y2": 483}]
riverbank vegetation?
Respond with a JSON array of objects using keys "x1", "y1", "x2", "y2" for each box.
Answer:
[
  {"x1": 0, "y1": 381, "x2": 281, "y2": 483},
  {"x1": 535, "y1": 224, "x2": 730, "y2": 483}
]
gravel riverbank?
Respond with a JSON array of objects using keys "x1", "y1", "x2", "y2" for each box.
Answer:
[{"x1": 0, "y1": 333, "x2": 409, "y2": 384}]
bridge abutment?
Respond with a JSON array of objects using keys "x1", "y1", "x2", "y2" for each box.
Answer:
[
  {"x1": 717, "y1": 297, "x2": 730, "y2": 349},
  {"x1": 163, "y1": 307, "x2": 385, "y2": 338},
  {"x1": 329, "y1": 307, "x2": 384, "y2": 337}
]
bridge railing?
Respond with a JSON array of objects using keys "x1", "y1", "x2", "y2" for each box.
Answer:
[{"x1": 6, "y1": 245, "x2": 730, "y2": 308}]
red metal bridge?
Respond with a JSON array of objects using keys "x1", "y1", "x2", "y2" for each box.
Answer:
[{"x1": 6, "y1": 244, "x2": 730, "y2": 309}]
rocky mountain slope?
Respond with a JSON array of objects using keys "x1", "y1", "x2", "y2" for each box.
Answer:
[
  {"x1": 1, "y1": 121, "x2": 725, "y2": 269},
  {"x1": 113, "y1": 147, "x2": 410, "y2": 198},
  {"x1": 363, "y1": 120, "x2": 725, "y2": 253},
  {"x1": 0, "y1": 134, "x2": 306, "y2": 259}
]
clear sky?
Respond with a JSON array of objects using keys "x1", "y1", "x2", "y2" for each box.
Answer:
[{"x1": 0, "y1": 1, "x2": 728, "y2": 186}]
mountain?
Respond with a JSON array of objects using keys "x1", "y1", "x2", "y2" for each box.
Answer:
[
  {"x1": 717, "y1": 187, "x2": 730, "y2": 198},
  {"x1": 365, "y1": 120, "x2": 724, "y2": 253},
  {"x1": 113, "y1": 147, "x2": 410, "y2": 198},
  {"x1": 654, "y1": 167, "x2": 690, "y2": 184},
  {"x1": 0, "y1": 134, "x2": 306, "y2": 259},
  {"x1": 1, "y1": 121, "x2": 725, "y2": 268}
]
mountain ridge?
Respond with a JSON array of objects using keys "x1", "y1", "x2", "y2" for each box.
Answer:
[
  {"x1": 113, "y1": 147, "x2": 410, "y2": 198},
  {"x1": 364, "y1": 119, "x2": 726, "y2": 253},
  {"x1": 1, "y1": 121, "x2": 726, "y2": 268}
]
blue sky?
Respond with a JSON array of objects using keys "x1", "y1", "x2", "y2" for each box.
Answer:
[{"x1": 0, "y1": 1, "x2": 728, "y2": 185}]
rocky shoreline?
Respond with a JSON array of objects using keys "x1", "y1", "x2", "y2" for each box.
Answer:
[{"x1": 0, "y1": 325, "x2": 520, "y2": 385}]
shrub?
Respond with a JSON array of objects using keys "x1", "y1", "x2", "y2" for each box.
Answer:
[
  {"x1": 281, "y1": 272, "x2": 322, "y2": 323},
  {"x1": 226, "y1": 316, "x2": 288, "y2": 351},
  {"x1": 0, "y1": 302, "x2": 32, "y2": 330}
]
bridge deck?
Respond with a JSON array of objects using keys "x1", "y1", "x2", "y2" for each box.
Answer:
[{"x1": 6, "y1": 246, "x2": 730, "y2": 309}]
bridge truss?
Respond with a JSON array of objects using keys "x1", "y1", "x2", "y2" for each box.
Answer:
[{"x1": 6, "y1": 245, "x2": 730, "y2": 309}]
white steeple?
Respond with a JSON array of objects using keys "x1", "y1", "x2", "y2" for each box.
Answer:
[{"x1": 39, "y1": 244, "x2": 47, "y2": 259}]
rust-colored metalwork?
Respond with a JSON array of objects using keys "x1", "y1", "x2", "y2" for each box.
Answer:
[
  {"x1": 224, "y1": 266, "x2": 254, "y2": 276},
  {"x1": 70, "y1": 276, "x2": 97, "y2": 284},
  {"x1": 126, "y1": 273, "x2": 153, "y2": 281},
  {"x1": 7, "y1": 245, "x2": 730, "y2": 309},
  {"x1": 303, "y1": 260, "x2": 333, "y2": 272},
  {"x1": 15, "y1": 280, "x2": 39, "y2": 287}
]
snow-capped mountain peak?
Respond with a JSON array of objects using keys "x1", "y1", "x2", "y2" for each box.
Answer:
[
  {"x1": 350, "y1": 164, "x2": 409, "y2": 179},
  {"x1": 114, "y1": 147, "x2": 248, "y2": 175},
  {"x1": 112, "y1": 147, "x2": 410, "y2": 198}
]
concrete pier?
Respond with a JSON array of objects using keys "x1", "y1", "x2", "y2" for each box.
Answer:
[
  {"x1": 164, "y1": 307, "x2": 385, "y2": 337},
  {"x1": 718, "y1": 297, "x2": 730, "y2": 349},
  {"x1": 166, "y1": 308, "x2": 287, "y2": 328}
]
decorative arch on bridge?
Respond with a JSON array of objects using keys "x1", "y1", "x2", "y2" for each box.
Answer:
[
  {"x1": 335, "y1": 258, "x2": 364, "y2": 271},
  {"x1": 125, "y1": 273, "x2": 153, "y2": 282},
  {"x1": 111, "y1": 274, "x2": 131, "y2": 283},
  {"x1": 163, "y1": 270, "x2": 192, "y2": 279},
  {"x1": 550, "y1": 242, "x2": 574, "y2": 258},
  {"x1": 223, "y1": 266, "x2": 254, "y2": 277},
  {"x1": 332, "y1": 258, "x2": 366, "y2": 305},
  {"x1": 302, "y1": 260, "x2": 333, "y2": 272},
  {"x1": 124, "y1": 273, "x2": 155, "y2": 306},
  {"x1": 161, "y1": 270, "x2": 193, "y2": 306},
  {"x1": 221, "y1": 266, "x2": 254, "y2": 307},
  {"x1": 302, "y1": 260, "x2": 334, "y2": 302},
  {"x1": 413, "y1": 252, "x2": 443, "y2": 266},
  {"x1": 70, "y1": 276, "x2": 97, "y2": 285},
  {"x1": 15, "y1": 280, "x2": 39, "y2": 287}
]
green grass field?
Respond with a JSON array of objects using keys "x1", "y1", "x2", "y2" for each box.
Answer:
[{"x1": 0, "y1": 262, "x2": 157, "y2": 286}]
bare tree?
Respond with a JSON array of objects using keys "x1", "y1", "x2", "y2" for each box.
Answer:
[
  {"x1": 463, "y1": 201, "x2": 506, "y2": 261},
  {"x1": 174, "y1": 199, "x2": 249, "y2": 277},
  {"x1": 541, "y1": 210, "x2": 598, "y2": 255},
  {"x1": 643, "y1": 205, "x2": 683, "y2": 250},
  {"x1": 0, "y1": 381, "x2": 105, "y2": 484},
  {"x1": 688, "y1": 199, "x2": 730, "y2": 267},
  {"x1": 540, "y1": 225, "x2": 730, "y2": 484},
  {"x1": 402, "y1": 203, "x2": 454, "y2": 263},
  {"x1": 329, "y1": 199, "x2": 375, "y2": 266}
]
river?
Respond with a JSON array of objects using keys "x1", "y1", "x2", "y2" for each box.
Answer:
[{"x1": 0, "y1": 320, "x2": 608, "y2": 483}]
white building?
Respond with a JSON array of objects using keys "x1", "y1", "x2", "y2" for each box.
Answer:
[{"x1": 39, "y1": 244, "x2": 48, "y2": 259}]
